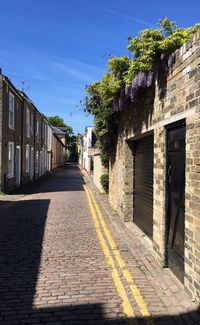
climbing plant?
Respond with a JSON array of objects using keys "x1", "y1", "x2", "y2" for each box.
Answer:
[{"x1": 83, "y1": 18, "x2": 200, "y2": 154}]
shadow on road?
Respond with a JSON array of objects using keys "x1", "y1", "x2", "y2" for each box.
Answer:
[
  {"x1": 0, "y1": 199, "x2": 49, "y2": 322},
  {"x1": 0, "y1": 166, "x2": 199, "y2": 324},
  {"x1": 7, "y1": 164, "x2": 85, "y2": 195}
]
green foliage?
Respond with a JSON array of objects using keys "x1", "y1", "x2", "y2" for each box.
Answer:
[
  {"x1": 100, "y1": 152, "x2": 109, "y2": 168},
  {"x1": 47, "y1": 115, "x2": 67, "y2": 127},
  {"x1": 47, "y1": 115, "x2": 75, "y2": 145},
  {"x1": 83, "y1": 18, "x2": 200, "y2": 155},
  {"x1": 85, "y1": 74, "x2": 120, "y2": 142},
  {"x1": 100, "y1": 173, "x2": 109, "y2": 193},
  {"x1": 159, "y1": 18, "x2": 177, "y2": 36},
  {"x1": 125, "y1": 19, "x2": 200, "y2": 83},
  {"x1": 108, "y1": 56, "x2": 131, "y2": 78}
]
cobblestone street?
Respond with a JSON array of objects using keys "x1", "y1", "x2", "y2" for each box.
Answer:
[{"x1": 0, "y1": 164, "x2": 199, "y2": 325}]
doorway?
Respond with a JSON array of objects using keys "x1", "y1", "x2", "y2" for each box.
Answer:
[
  {"x1": 15, "y1": 146, "x2": 21, "y2": 187},
  {"x1": 134, "y1": 135, "x2": 154, "y2": 239},
  {"x1": 30, "y1": 147, "x2": 34, "y2": 181},
  {"x1": 166, "y1": 122, "x2": 185, "y2": 282}
]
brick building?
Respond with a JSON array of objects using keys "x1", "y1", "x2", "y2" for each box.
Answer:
[
  {"x1": 109, "y1": 30, "x2": 200, "y2": 300},
  {"x1": 0, "y1": 72, "x2": 65, "y2": 193}
]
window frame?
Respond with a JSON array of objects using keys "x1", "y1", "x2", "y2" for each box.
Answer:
[
  {"x1": 9, "y1": 92, "x2": 15, "y2": 129},
  {"x1": 25, "y1": 144, "x2": 30, "y2": 173},
  {"x1": 26, "y1": 108, "x2": 30, "y2": 138},
  {"x1": 36, "y1": 120, "x2": 40, "y2": 142},
  {"x1": 8, "y1": 142, "x2": 14, "y2": 178},
  {"x1": 30, "y1": 112, "x2": 34, "y2": 136}
]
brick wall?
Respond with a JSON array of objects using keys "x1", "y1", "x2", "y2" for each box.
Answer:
[
  {"x1": 1, "y1": 79, "x2": 23, "y2": 192},
  {"x1": 109, "y1": 29, "x2": 200, "y2": 299},
  {"x1": 52, "y1": 133, "x2": 65, "y2": 170}
]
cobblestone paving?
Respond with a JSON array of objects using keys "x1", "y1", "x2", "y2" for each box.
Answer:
[{"x1": 0, "y1": 165, "x2": 199, "y2": 324}]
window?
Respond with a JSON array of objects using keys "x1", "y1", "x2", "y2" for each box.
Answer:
[
  {"x1": 26, "y1": 108, "x2": 30, "y2": 138},
  {"x1": 36, "y1": 120, "x2": 40, "y2": 142},
  {"x1": 45, "y1": 124, "x2": 48, "y2": 146},
  {"x1": 42, "y1": 122, "x2": 45, "y2": 140},
  {"x1": 26, "y1": 145, "x2": 30, "y2": 173},
  {"x1": 30, "y1": 112, "x2": 34, "y2": 136},
  {"x1": 8, "y1": 142, "x2": 14, "y2": 178},
  {"x1": 47, "y1": 126, "x2": 52, "y2": 150},
  {"x1": 35, "y1": 151, "x2": 39, "y2": 174},
  {"x1": 9, "y1": 93, "x2": 15, "y2": 129}
]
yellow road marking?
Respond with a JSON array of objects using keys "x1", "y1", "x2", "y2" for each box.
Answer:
[
  {"x1": 86, "y1": 185, "x2": 154, "y2": 325},
  {"x1": 84, "y1": 185, "x2": 137, "y2": 325}
]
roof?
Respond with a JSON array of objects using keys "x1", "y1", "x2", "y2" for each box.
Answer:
[
  {"x1": 57, "y1": 127, "x2": 69, "y2": 133},
  {"x1": 52, "y1": 126, "x2": 67, "y2": 136}
]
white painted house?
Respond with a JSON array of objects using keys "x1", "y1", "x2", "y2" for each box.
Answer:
[{"x1": 82, "y1": 126, "x2": 97, "y2": 174}]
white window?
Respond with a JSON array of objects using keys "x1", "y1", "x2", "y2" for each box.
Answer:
[
  {"x1": 47, "y1": 126, "x2": 52, "y2": 150},
  {"x1": 26, "y1": 108, "x2": 30, "y2": 138},
  {"x1": 44, "y1": 149, "x2": 47, "y2": 170},
  {"x1": 9, "y1": 93, "x2": 15, "y2": 129},
  {"x1": 26, "y1": 144, "x2": 30, "y2": 173},
  {"x1": 30, "y1": 112, "x2": 34, "y2": 136},
  {"x1": 8, "y1": 142, "x2": 14, "y2": 178},
  {"x1": 45, "y1": 124, "x2": 48, "y2": 146},
  {"x1": 35, "y1": 151, "x2": 39, "y2": 174}
]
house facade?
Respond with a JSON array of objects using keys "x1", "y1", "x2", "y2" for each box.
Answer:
[
  {"x1": 109, "y1": 30, "x2": 200, "y2": 300},
  {"x1": 92, "y1": 149, "x2": 108, "y2": 193},
  {"x1": 81, "y1": 126, "x2": 97, "y2": 174},
  {"x1": 0, "y1": 75, "x2": 24, "y2": 192},
  {"x1": 0, "y1": 72, "x2": 65, "y2": 193},
  {"x1": 52, "y1": 131, "x2": 65, "y2": 169}
]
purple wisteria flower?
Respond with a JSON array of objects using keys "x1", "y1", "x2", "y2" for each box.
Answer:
[
  {"x1": 125, "y1": 85, "x2": 131, "y2": 97},
  {"x1": 168, "y1": 53, "x2": 176, "y2": 68},
  {"x1": 160, "y1": 53, "x2": 165, "y2": 61},
  {"x1": 146, "y1": 72, "x2": 154, "y2": 87}
]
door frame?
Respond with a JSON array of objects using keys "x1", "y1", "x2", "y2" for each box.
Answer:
[
  {"x1": 165, "y1": 119, "x2": 186, "y2": 282},
  {"x1": 30, "y1": 147, "x2": 34, "y2": 181},
  {"x1": 15, "y1": 145, "x2": 21, "y2": 187}
]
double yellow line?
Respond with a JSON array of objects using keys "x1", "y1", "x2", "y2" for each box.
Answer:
[{"x1": 84, "y1": 184, "x2": 154, "y2": 325}]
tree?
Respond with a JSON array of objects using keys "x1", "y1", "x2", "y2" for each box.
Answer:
[
  {"x1": 47, "y1": 115, "x2": 74, "y2": 141},
  {"x1": 47, "y1": 115, "x2": 78, "y2": 160},
  {"x1": 47, "y1": 116, "x2": 66, "y2": 127}
]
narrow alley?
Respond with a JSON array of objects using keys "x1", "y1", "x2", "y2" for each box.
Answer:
[{"x1": 0, "y1": 165, "x2": 199, "y2": 325}]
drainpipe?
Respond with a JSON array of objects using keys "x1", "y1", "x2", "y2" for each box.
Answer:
[
  {"x1": 0, "y1": 74, "x2": 3, "y2": 192},
  {"x1": 33, "y1": 108, "x2": 36, "y2": 181},
  {"x1": 20, "y1": 97, "x2": 24, "y2": 186}
]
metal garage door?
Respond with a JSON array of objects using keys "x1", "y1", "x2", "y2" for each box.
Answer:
[{"x1": 134, "y1": 135, "x2": 154, "y2": 239}]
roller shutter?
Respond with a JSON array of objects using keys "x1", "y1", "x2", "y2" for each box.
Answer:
[{"x1": 134, "y1": 135, "x2": 153, "y2": 239}]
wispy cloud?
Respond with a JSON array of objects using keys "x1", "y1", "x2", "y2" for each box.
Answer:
[
  {"x1": 75, "y1": 0, "x2": 154, "y2": 27},
  {"x1": 47, "y1": 59, "x2": 101, "y2": 83},
  {"x1": 0, "y1": 45, "x2": 103, "y2": 84}
]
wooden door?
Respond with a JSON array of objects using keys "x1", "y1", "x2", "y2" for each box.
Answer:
[{"x1": 167, "y1": 123, "x2": 185, "y2": 282}]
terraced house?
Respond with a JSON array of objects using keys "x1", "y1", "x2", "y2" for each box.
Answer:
[{"x1": 0, "y1": 71, "x2": 65, "y2": 193}]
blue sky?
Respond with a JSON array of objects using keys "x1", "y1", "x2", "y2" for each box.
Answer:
[{"x1": 1, "y1": 0, "x2": 199, "y2": 134}]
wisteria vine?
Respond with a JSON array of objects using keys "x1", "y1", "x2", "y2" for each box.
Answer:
[{"x1": 83, "y1": 18, "x2": 200, "y2": 153}]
